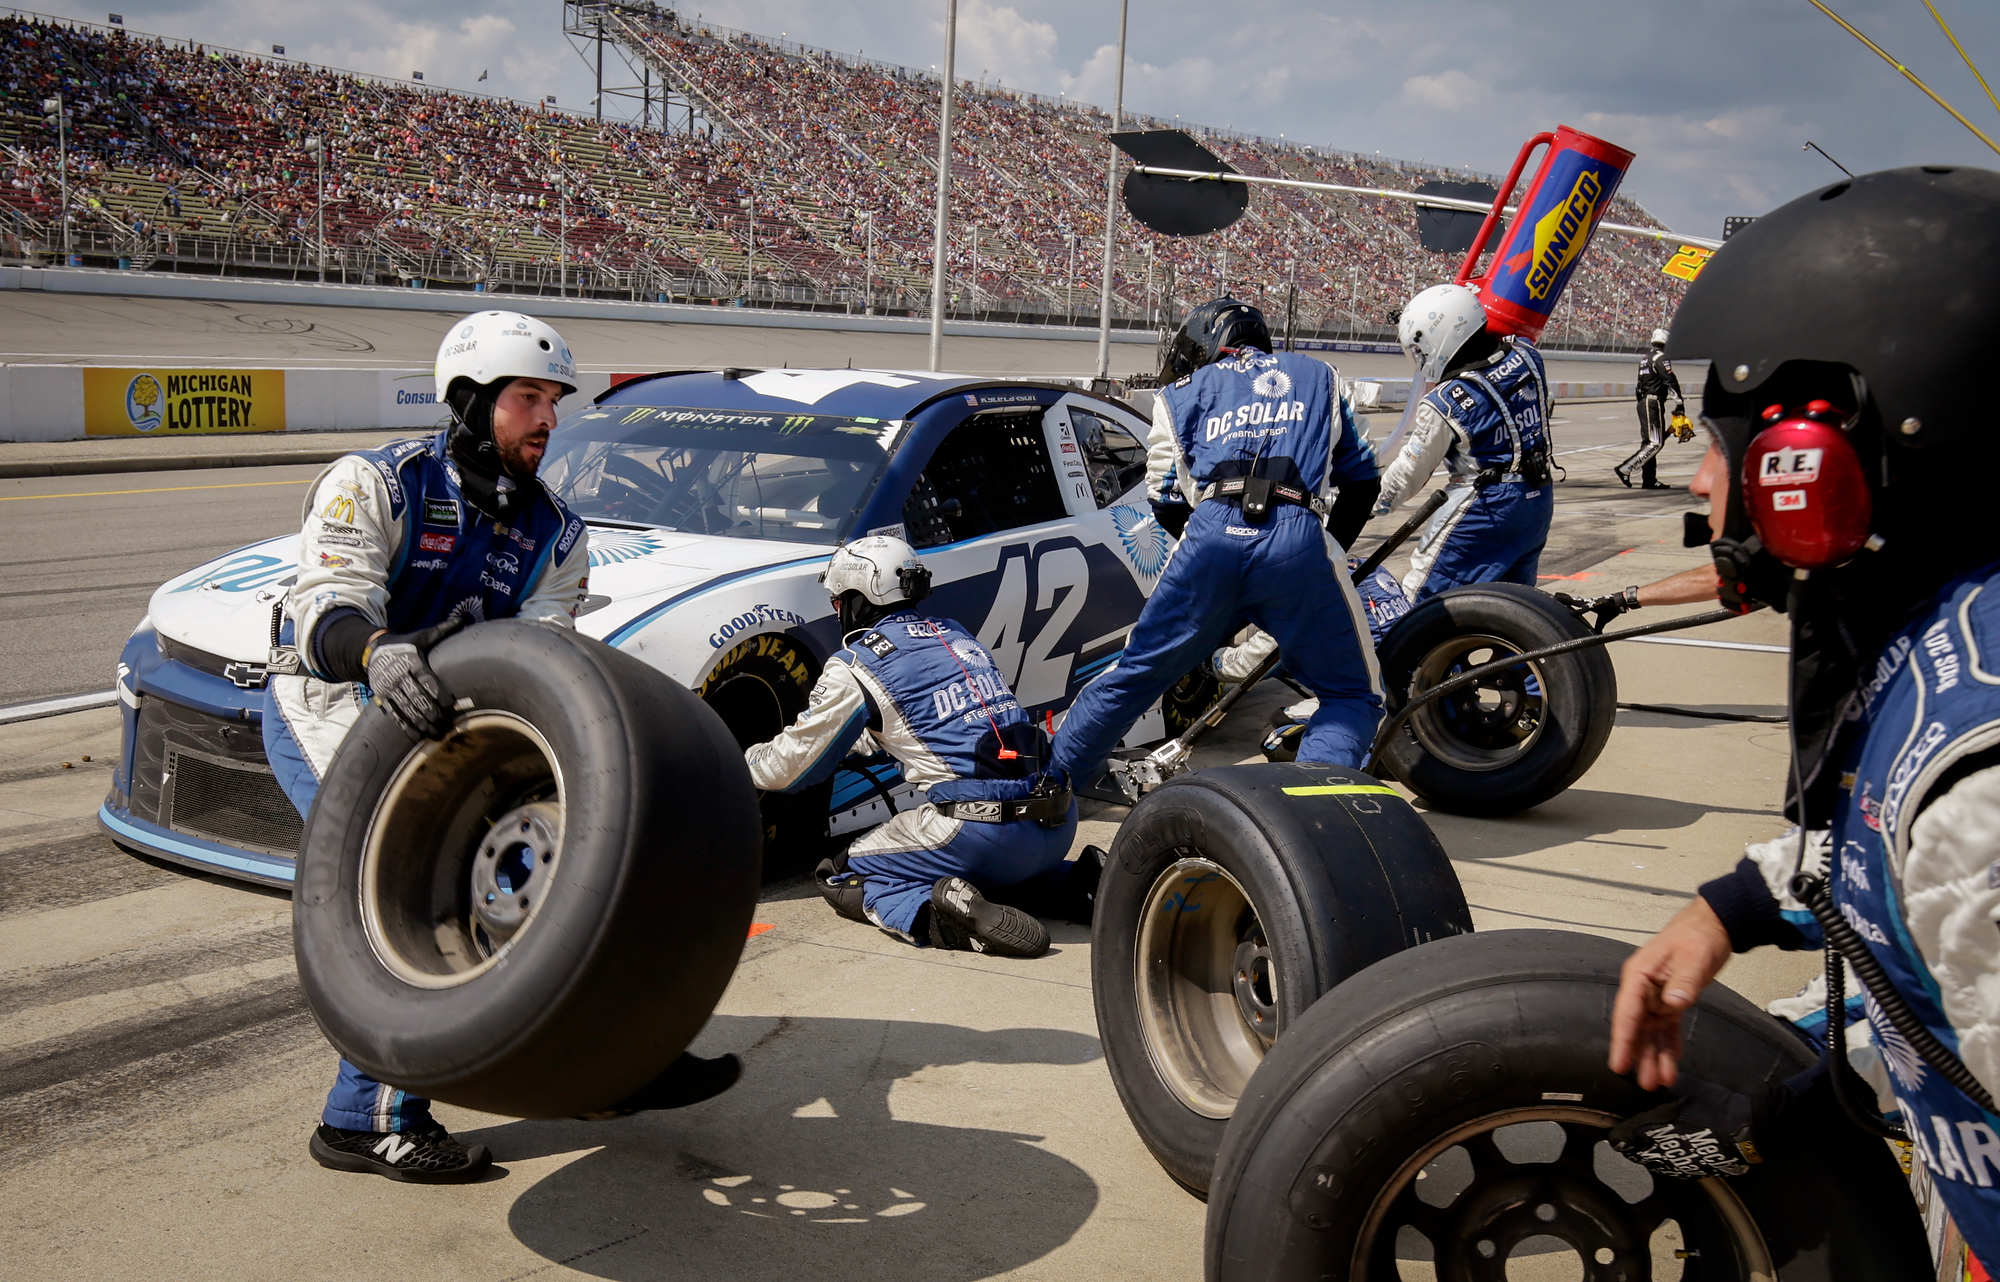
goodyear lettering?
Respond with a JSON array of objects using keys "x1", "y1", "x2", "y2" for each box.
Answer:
[
  {"x1": 1525, "y1": 170, "x2": 1604, "y2": 300},
  {"x1": 709, "y1": 605, "x2": 808, "y2": 648}
]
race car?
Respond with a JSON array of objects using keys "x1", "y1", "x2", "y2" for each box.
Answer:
[{"x1": 99, "y1": 367, "x2": 1197, "y2": 887}]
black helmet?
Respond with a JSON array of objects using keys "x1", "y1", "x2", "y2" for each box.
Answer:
[
  {"x1": 1667, "y1": 165, "x2": 2000, "y2": 823},
  {"x1": 1160, "y1": 296, "x2": 1272, "y2": 382}
]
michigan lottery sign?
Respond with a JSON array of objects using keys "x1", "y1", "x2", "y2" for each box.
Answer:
[{"x1": 84, "y1": 368, "x2": 287, "y2": 435}]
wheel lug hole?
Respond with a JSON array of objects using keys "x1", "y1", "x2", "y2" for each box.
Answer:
[
  {"x1": 1476, "y1": 1239, "x2": 1496, "y2": 1259},
  {"x1": 1535, "y1": 1203, "x2": 1556, "y2": 1222}
]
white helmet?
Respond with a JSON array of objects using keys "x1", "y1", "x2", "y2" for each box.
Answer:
[
  {"x1": 1397, "y1": 283, "x2": 1488, "y2": 382},
  {"x1": 1650, "y1": 327, "x2": 1669, "y2": 346},
  {"x1": 823, "y1": 534, "x2": 932, "y2": 608},
  {"x1": 434, "y1": 310, "x2": 578, "y2": 401}
]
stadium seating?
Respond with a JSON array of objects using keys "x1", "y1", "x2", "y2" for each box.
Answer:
[{"x1": 0, "y1": 11, "x2": 1687, "y2": 344}]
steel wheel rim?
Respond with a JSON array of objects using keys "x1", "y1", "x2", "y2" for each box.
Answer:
[
  {"x1": 1132, "y1": 855, "x2": 1275, "y2": 1120},
  {"x1": 1352, "y1": 1106, "x2": 1776, "y2": 1281},
  {"x1": 360, "y1": 711, "x2": 565, "y2": 989},
  {"x1": 1406, "y1": 632, "x2": 1548, "y2": 773}
]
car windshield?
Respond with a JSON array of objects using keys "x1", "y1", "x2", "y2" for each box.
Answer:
[{"x1": 540, "y1": 404, "x2": 896, "y2": 545}]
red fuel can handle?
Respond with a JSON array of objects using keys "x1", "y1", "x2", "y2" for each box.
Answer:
[{"x1": 1456, "y1": 125, "x2": 1634, "y2": 342}]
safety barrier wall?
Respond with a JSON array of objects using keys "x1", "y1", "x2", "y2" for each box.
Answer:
[
  {"x1": 0, "y1": 364, "x2": 616, "y2": 442},
  {"x1": 1351, "y1": 378, "x2": 1633, "y2": 410}
]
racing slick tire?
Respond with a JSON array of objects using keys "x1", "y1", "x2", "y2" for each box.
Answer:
[
  {"x1": 1091, "y1": 762, "x2": 1471, "y2": 1198},
  {"x1": 293, "y1": 620, "x2": 763, "y2": 1120},
  {"x1": 1205, "y1": 929, "x2": 1932, "y2": 1281},
  {"x1": 698, "y1": 629, "x2": 831, "y2": 877},
  {"x1": 1374, "y1": 583, "x2": 1616, "y2": 816},
  {"x1": 1163, "y1": 662, "x2": 1221, "y2": 739}
]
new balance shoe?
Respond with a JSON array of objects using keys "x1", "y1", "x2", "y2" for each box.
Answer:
[
  {"x1": 927, "y1": 876, "x2": 1049, "y2": 957},
  {"x1": 309, "y1": 1121, "x2": 491, "y2": 1183}
]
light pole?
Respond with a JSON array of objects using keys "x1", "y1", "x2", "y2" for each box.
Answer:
[
  {"x1": 1093, "y1": 0, "x2": 1128, "y2": 377},
  {"x1": 969, "y1": 222, "x2": 978, "y2": 318},
  {"x1": 926, "y1": 0, "x2": 958, "y2": 372},
  {"x1": 556, "y1": 177, "x2": 569, "y2": 297},
  {"x1": 1065, "y1": 231, "x2": 1077, "y2": 323},
  {"x1": 304, "y1": 135, "x2": 326, "y2": 283},
  {"x1": 42, "y1": 95, "x2": 68, "y2": 262},
  {"x1": 740, "y1": 194, "x2": 754, "y2": 296},
  {"x1": 862, "y1": 210, "x2": 874, "y2": 314}
]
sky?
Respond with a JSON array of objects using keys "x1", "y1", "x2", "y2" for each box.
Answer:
[{"x1": 22, "y1": 0, "x2": 2000, "y2": 236}]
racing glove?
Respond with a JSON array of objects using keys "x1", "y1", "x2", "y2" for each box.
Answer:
[
  {"x1": 1672, "y1": 401, "x2": 1686, "y2": 417},
  {"x1": 1608, "y1": 1077, "x2": 1768, "y2": 1179},
  {"x1": 1150, "y1": 499, "x2": 1191, "y2": 540},
  {"x1": 363, "y1": 616, "x2": 468, "y2": 740},
  {"x1": 1553, "y1": 586, "x2": 1639, "y2": 634}
]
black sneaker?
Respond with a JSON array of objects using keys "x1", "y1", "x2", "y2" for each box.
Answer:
[
  {"x1": 576, "y1": 1051, "x2": 742, "y2": 1120},
  {"x1": 309, "y1": 1121, "x2": 491, "y2": 1183},
  {"x1": 1641, "y1": 480, "x2": 1674, "y2": 491},
  {"x1": 928, "y1": 876, "x2": 1049, "y2": 957},
  {"x1": 815, "y1": 857, "x2": 869, "y2": 924},
  {"x1": 1613, "y1": 466, "x2": 1632, "y2": 489}
]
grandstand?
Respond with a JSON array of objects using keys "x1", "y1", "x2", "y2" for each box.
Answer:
[{"x1": 0, "y1": 4, "x2": 1686, "y2": 346}]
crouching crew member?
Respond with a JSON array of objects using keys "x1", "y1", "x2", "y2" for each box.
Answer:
[{"x1": 746, "y1": 535, "x2": 1083, "y2": 958}]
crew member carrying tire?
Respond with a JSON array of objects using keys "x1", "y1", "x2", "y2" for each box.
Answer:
[
  {"x1": 1616, "y1": 327, "x2": 1684, "y2": 490},
  {"x1": 1606, "y1": 166, "x2": 2000, "y2": 1274},
  {"x1": 746, "y1": 535, "x2": 1083, "y2": 958},
  {"x1": 1053, "y1": 297, "x2": 1384, "y2": 782},
  {"x1": 1378, "y1": 283, "x2": 1556, "y2": 604},
  {"x1": 268, "y1": 310, "x2": 734, "y2": 1183}
]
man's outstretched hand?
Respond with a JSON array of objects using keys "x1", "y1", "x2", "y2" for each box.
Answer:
[{"x1": 1608, "y1": 897, "x2": 1734, "y2": 1091}]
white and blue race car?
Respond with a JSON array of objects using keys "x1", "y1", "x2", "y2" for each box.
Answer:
[{"x1": 100, "y1": 367, "x2": 1198, "y2": 887}]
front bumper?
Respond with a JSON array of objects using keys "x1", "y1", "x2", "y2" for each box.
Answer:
[{"x1": 102, "y1": 627, "x2": 301, "y2": 889}]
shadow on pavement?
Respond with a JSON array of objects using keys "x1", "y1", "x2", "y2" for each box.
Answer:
[
  {"x1": 473, "y1": 1013, "x2": 1104, "y2": 1282},
  {"x1": 1420, "y1": 785, "x2": 1770, "y2": 876}
]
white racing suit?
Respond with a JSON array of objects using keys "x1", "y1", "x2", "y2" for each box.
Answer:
[{"x1": 264, "y1": 432, "x2": 588, "y2": 1133}]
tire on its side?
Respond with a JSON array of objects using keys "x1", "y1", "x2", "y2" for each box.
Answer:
[
  {"x1": 1091, "y1": 761, "x2": 1472, "y2": 1198},
  {"x1": 1375, "y1": 582, "x2": 1617, "y2": 816},
  {"x1": 1206, "y1": 929, "x2": 1932, "y2": 1281},
  {"x1": 697, "y1": 629, "x2": 829, "y2": 878},
  {"x1": 293, "y1": 620, "x2": 763, "y2": 1119}
]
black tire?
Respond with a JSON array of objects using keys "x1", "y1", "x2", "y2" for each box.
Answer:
[
  {"x1": 1163, "y1": 662, "x2": 1221, "y2": 738},
  {"x1": 1206, "y1": 929, "x2": 1932, "y2": 1281},
  {"x1": 697, "y1": 629, "x2": 831, "y2": 878},
  {"x1": 1091, "y1": 761, "x2": 1472, "y2": 1198},
  {"x1": 1375, "y1": 582, "x2": 1617, "y2": 816},
  {"x1": 293, "y1": 621, "x2": 763, "y2": 1119}
]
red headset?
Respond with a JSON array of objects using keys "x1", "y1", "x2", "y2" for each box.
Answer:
[{"x1": 1739, "y1": 400, "x2": 1873, "y2": 570}]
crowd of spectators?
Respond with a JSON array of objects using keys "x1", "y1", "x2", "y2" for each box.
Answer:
[{"x1": 0, "y1": 9, "x2": 1687, "y2": 339}]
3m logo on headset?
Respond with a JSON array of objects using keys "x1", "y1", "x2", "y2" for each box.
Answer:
[{"x1": 1741, "y1": 401, "x2": 1871, "y2": 571}]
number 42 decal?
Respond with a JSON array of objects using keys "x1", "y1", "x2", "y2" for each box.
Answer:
[{"x1": 976, "y1": 542, "x2": 1090, "y2": 709}]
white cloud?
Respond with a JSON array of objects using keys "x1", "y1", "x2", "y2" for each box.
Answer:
[
  {"x1": 1400, "y1": 69, "x2": 1482, "y2": 113},
  {"x1": 943, "y1": 0, "x2": 1058, "y2": 81}
]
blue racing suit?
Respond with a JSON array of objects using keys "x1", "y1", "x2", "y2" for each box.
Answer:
[
  {"x1": 745, "y1": 611, "x2": 1076, "y2": 937},
  {"x1": 1698, "y1": 566, "x2": 2000, "y2": 1270},
  {"x1": 1054, "y1": 349, "x2": 1384, "y2": 781},
  {"x1": 263, "y1": 432, "x2": 589, "y2": 1133},
  {"x1": 1376, "y1": 338, "x2": 1555, "y2": 603}
]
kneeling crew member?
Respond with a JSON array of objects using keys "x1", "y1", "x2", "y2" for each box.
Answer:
[
  {"x1": 1378, "y1": 283, "x2": 1556, "y2": 603},
  {"x1": 746, "y1": 535, "x2": 1079, "y2": 958}
]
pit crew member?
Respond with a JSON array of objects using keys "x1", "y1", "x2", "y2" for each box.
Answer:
[
  {"x1": 1377, "y1": 283, "x2": 1556, "y2": 604},
  {"x1": 1605, "y1": 166, "x2": 2000, "y2": 1272},
  {"x1": 267, "y1": 311, "x2": 730, "y2": 1182},
  {"x1": 746, "y1": 535, "x2": 1082, "y2": 958},
  {"x1": 1615, "y1": 327, "x2": 1684, "y2": 490},
  {"x1": 1052, "y1": 297, "x2": 1384, "y2": 782}
]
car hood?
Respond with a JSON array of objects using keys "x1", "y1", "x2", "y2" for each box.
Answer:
[{"x1": 147, "y1": 525, "x2": 832, "y2": 662}]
